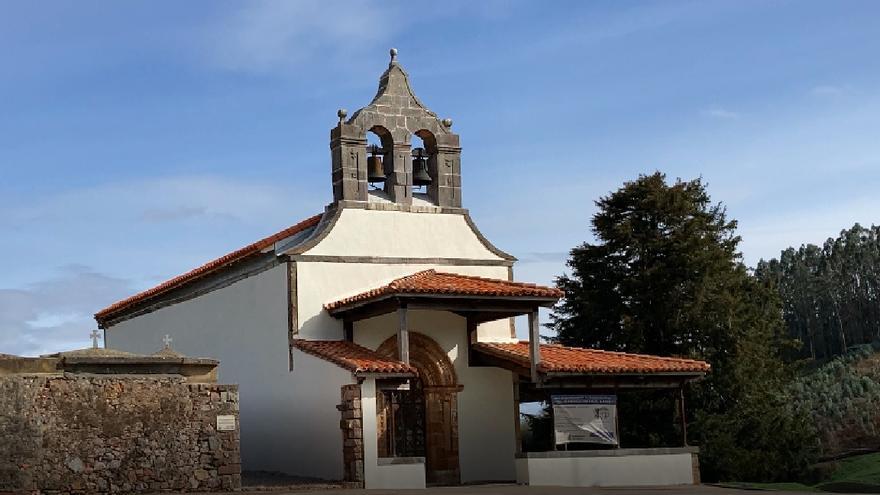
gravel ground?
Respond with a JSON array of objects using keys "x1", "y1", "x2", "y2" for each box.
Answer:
[
  {"x1": 241, "y1": 471, "x2": 346, "y2": 491},
  {"x1": 220, "y1": 482, "x2": 815, "y2": 495}
]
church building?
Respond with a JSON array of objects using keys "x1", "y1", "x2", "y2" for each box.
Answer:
[{"x1": 95, "y1": 49, "x2": 709, "y2": 489}]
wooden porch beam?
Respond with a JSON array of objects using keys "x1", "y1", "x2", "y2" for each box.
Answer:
[
  {"x1": 398, "y1": 303, "x2": 410, "y2": 365},
  {"x1": 528, "y1": 310, "x2": 541, "y2": 384},
  {"x1": 466, "y1": 317, "x2": 477, "y2": 367},
  {"x1": 327, "y1": 295, "x2": 556, "y2": 321},
  {"x1": 679, "y1": 386, "x2": 689, "y2": 447},
  {"x1": 537, "y1": 377, "x2": 689, "y2": 389},
  {"x1": 343, "y1": 320, "x2": 353, "y2": 342}
]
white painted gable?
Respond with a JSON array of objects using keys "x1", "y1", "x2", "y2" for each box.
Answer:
[{"x1": 297, "y1": 208, "x2": 507, "y2": 260}]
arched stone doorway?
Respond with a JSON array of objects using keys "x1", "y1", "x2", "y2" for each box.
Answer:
[{"x1": 376, "y1": 332, "x2": 461, "y2": 485}]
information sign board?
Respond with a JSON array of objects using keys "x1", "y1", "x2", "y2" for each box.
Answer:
[{"x1": 551, "y1": 394, "x2": 618, "y2": 445}]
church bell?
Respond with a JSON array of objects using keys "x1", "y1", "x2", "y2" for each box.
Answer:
[
  {"x1": 367, "y1": 145, "x2": 386, "y2": 184},
  {"x1": 411, "y1": 147, "x2": 432, "y2": 187}
]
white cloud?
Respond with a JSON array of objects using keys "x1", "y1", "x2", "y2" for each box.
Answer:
[
  {"x1": 26, "y1": 311, "x2": 82, "y2": 329},
  {"x1": 0, "y1": 174, "x2": 322, "y2": 353},
  {"x1": 701, "y1": 106, "x2": 740, "y2": 119},
  {"x1": 810, "y1": 84, "x2": 849, "y2": 97},
  {"x1": 0, "y1": 265, "x2": 133, "y2": 357},
  {"x1": 2, "y1": 175, "x2": 311, "y2": 228},
  {"x1": 202, "y1": 0, "x2": 400, "y2": 74}
]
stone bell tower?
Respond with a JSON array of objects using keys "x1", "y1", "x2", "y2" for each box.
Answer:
[{"x1": 330, "y1": 48, "x2": 462, "y2": 208}]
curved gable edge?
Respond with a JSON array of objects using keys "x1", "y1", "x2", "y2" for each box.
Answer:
[
  {"x1": 462, "y1": 212, "x2": 516, "y2": 262},
  {"x1": 275, "y1": 208, "x2": 341, "y2": 256},
  {"x1": 276, "y1": 205, "x2": 516, "y2": 263}
]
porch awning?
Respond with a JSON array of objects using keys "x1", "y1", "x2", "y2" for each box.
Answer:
[
  {"x1": 472, "y1": 342, "x2": 709, "y2": 387},
  {"x1": 292, "y1": 339, "x2": 417, "y2": 378},
  {"x1": 324, "y1": 269, "x2": 563, "y2": 321}
]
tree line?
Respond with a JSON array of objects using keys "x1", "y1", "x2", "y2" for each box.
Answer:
[{"x1": 756, "y1": 225, "x2": 880, "y2": 362}]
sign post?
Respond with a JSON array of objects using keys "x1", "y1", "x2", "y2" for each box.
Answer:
[{"x1": 551, "y1": 394, "x2": 619, "y2": 446}]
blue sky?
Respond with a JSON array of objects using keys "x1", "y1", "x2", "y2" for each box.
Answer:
[{"x1": 2, "y1": 0, "x2": 879, "y2": 355}]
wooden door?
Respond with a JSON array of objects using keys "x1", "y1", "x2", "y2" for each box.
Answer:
[{"x1": 424, "y1": 388, "x2": 460, "y2": 485}]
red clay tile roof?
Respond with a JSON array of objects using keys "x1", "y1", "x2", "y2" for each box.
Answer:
[
  {"x1": 293, "y1": 340, "x2": 417, "y2": 375},
  {"x1": 473, "y1": 342, "x2": 710, "y2": 374},
  {"x1": 95, "y1": 214, "x2": 323, "y2": 324},
  {"x1": 325, "y1": 269, "x2": 564, "y2": 311}
]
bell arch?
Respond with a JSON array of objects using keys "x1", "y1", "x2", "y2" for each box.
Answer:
[
  {"x1": 368, "y1": 125, "x2": 394, "y2": 153},
  {"x1": 414, "y1": 129, "x2": 437, "y2": 153},
  {"x1": 366, "y1": 125, "x2": 393, "y2": 189},
  {"x1": 411, "y1": 129, "x2": 439, "y2": 203}
]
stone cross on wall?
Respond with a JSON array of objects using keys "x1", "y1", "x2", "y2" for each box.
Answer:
[
  {"x1": 163, "y1": 334, "x2": 173, "y2": 349},
  {"x1": 90, "y1": 329, "x2": 101, "y2": 349}
]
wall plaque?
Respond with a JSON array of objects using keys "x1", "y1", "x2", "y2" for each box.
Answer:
[{"x1": 216, "y1": 415, "x2": 236, "y2": 431}]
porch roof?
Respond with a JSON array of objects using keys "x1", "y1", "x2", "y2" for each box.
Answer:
[
  {"x1": 324, "y1": 269, "x2": 563, "y2": 321},
  {"x1": 292, "y1": 339, "x2": 417, "y2": 377},
  {"x1": 472, "y1": 341, "x2": 709, "y2": 380}
]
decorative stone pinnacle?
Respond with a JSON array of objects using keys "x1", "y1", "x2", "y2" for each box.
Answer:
[
  {"x1": 337, "y1": 108, "x2": 347, "y2": 124},
  {"x1": 389, "y1": 47, "x2": 398, "y2": 64},
  {"x1": 163, "y1": 334, "x2": 173, "y2": 349},
  {"x1": 442, "y1": 118, "x2": 453, "y2": 128},
  {"x1": 90, "y1": 329, "x2": 101, "y2": 349}
]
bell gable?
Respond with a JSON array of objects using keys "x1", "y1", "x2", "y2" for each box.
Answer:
[{"x1": 331, "y1": 49, "x2": 462, "y2": 208}]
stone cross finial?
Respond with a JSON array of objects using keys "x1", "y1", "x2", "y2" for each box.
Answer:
[
  {"x1": 163, "y1": 334, "x2": 173, "y2": 349},
  {"x1": 90, "y1": 329, "x2": 101, "y2": 349}
]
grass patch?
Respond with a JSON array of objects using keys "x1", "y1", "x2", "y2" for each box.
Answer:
[
  {"x1": 827, "y1": 452, "x2": 880, "y2": 485},
  {"x1": 720, "y1": 453, "x2": 880, "y2": 492}
]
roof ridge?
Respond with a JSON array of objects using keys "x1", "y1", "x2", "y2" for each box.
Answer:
[
  {"x1": 388, "y1": 269, "x2": 436, "y2": 288},
  {"x1": 95, "y1": 213, "x2": 322, "y2": 322},
  {"x1": 432, "y1": 270, "x2": 558, "y2": 291}
]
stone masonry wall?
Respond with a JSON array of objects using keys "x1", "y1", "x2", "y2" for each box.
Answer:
[
  {"x1": 337, "y1": 384, "x2": 363, "y2": 487},
  {"x1": 0, "y1": 374, "x2": 240, "y2": 494}
]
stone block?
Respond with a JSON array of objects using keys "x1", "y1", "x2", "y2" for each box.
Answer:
[{"x1": 217, "y1": 464, "x2": 240, "y2": 476}]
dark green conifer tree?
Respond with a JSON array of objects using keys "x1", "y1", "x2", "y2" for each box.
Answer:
[{"x1": 550, "y1": 172, "x2": 816, "y2": 481}]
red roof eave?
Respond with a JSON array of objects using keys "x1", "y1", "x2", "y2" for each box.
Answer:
[
  {"x1": 324, "y1": 269, "x2": 564, "y2": 313},
  {"x1": 473, "y1": 342, "x2": 710, "y2": 375},
  {"x1": 292, "y1": 340, "x2": 417, "y2": 376},
  {"x1": 95, "y1": 214, "x2": 322, "y2": 325}
]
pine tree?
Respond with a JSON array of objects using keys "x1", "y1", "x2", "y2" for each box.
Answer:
[{"x1": 550, "y1": 172, "x2": 817, "y2": 481}]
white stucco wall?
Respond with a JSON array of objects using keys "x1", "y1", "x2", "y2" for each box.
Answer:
[
  {"x1": 296, "y1": 262, "x2": 514, "y2": 342},
  {"x1": 104, "y1": 207, "x2": 526, "y2": 482},
  {"x1": 303, "y1": 208, "x2": 505, "y2": 260},
  {"x1": 355, "y1": 311, "x2": 517, "y2": 483},
  {"x1": 361, "y1": 379, "x2": 427, "y2": 489},
  {"x1": 515, "y1": 452, "x2": 696, "y2": 487},
  {"x1": 106, "y1": 264, "x2": 355, "y2": 480}
]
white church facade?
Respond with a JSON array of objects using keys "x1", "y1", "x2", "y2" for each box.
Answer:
[{"x1": 96, "y1": 49, "x2": 709, "y2": 489}]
